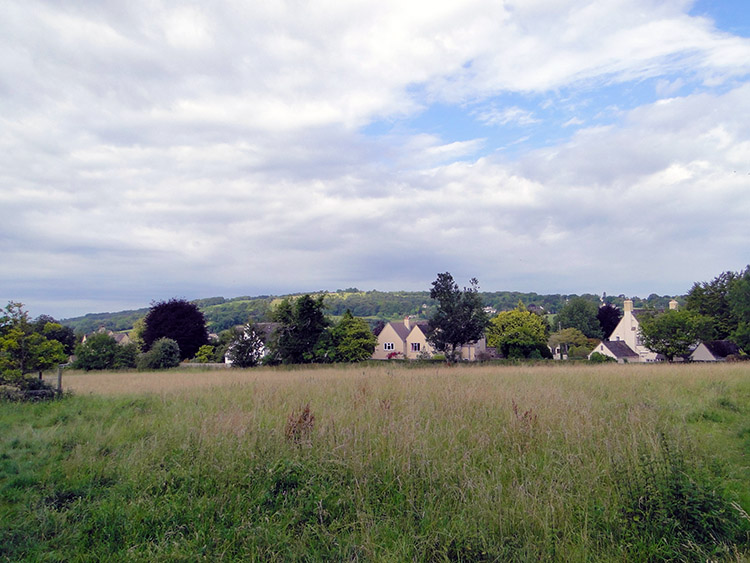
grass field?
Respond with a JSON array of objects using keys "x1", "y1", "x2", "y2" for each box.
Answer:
[{"x1": 2, "y1": 362, "x2": 749, "y2": 561}]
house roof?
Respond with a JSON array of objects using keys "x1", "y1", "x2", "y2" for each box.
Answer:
[
  {"x1": 601, "y1": 340, "x2": 639, "y2": 359},
  {"x1": 700, "y1": 340, "x2": 740, "y2": 359}
]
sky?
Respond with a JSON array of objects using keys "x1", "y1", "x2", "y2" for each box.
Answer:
[{"x1": 2, "y1": 0, "x2": 750, "y2": 319}]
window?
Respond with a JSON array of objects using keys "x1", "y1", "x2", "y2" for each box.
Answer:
[
  {"x1": 383, "y1": 342, "x2": 395, "y2": 351},
  {"x1": 411, "y1": 342, "x2": 421, "y2": 352}
]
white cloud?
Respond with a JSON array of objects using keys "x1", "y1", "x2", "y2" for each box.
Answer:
[{"x1": 1, "y1": 0, "x2": 750, "y2": 317}]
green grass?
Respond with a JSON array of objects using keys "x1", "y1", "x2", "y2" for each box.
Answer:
[{"x1": 2, "y1": 363, "x2": 749, "y2": 561}]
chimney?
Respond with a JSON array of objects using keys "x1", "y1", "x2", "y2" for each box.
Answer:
[
  {"x1": 404, "y1": 316, "x2": 410, "y2": 330},
  {"x1": 669, "y1": 299, "x2": 678, "y2": 310},
  {"x1": 624, "y1": 299, "x2": 633, "y2": 313}
]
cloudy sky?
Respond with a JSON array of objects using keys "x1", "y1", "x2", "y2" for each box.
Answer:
[{"x1": 2, "y1": 0, "x2": 750, "y2": 318}]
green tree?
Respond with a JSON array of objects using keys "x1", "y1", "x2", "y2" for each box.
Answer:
[
  {"x1": 727, "y1": 266, "x2": 750, "y2": 352},
  {"x1": 331, "y1": 310, "x2": 378, "y2": 362},
  {"x1": 0, "y1": 302, "x2": 66, "y2": 383},
  {"x1": 143, "y1": 299, "x2": 208, "y2": 360},
  {"x1": 226, "y1": 324, "x2": 266, "y2": 367},
  {"x1": 427, "y1": 273, "x2": 489, "y2": 361},
  {"x1": 555, "y1": 298, "x2": 602, "y2": 339},
  {"x1": 487, "y1": 303, "x2": 550, "y2": 359},
  {"x1": 686, "y1": 270, "x2": 739, "y2": 339},
  {"x1": 269, "y1": 295, "x2": 329, "y2": 364},
  {"x1": 74, "y1": 333, "x2": 118, "y2": 371},
  {"x1": 194, "y1": 345, "x2": 216, "y2": 363},
  {"x1": 548, "y1": 327, "x2": 589, "y2": 359},
  {"x1": 74, "y1": 332, "x2": 137, "y2": 371},
  {"x1": 639, "y1": 310, "x2": 715, "y2": 362},
  {"x1": 137, "y1": 338, "x2": 181, "y2": 370},
  {"x1": 32, "y1": 315, "x2": 76, "y2": 355}
]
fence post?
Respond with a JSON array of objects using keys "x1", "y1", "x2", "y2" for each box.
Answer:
[{"x1": 57, "y1": 365, "x2": 63, "y2": 395}]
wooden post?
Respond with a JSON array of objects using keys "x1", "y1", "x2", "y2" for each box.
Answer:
[{"x1": 57, "y1": 365, "x2": 63, "y2": 395}]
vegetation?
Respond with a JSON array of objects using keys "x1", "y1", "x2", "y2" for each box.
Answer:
[
  {"x1": 60, "y1": 291, "x2": 688, "y2": 337},
  {"x1": 327, "y1": 310, "x2": 378, "y2": 362},
  {"x1": 142, "y1": 299, "x2": 209, "y2": 361},
  {"x1": 136, "y1": 338, "x2": 181, "y2": 370},
  {"x1": 686, "y1": 266, "x2": 750, "y2": 353},
  {"x1": 427, "y1": 273, "x2": 489, "y2": 361},
  {"x1": 486, "y1": 303, "x2": 551, "y2": 359},
  {"x1": 597, "y1": 303, "x2": 622, "y2": 340},
  {"x1": 639, "y1": 309, "x2": 716, "y2": 361},
  {"x1": 1, "y1": 363, "x2": 748, "y2": 560},
  {"x1": 269, "y1": 295, "x2": 330, "y2": 364},
  {"x1": 226, "y1": 324, "x2": 266, "y2": 368},
  {"x1": 0, "y1": 303, "x2": 66, "y2": 393},
  {"x1": 73, "y1": 332, "x2": 137, "y2": 371},
  {"x1": 554, "y1": 297, "x2": 602, "y2": 339}
]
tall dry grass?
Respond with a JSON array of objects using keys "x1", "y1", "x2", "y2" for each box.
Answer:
[{"x1": 9, "y1": 361, "x2": 749, "y2": 560}]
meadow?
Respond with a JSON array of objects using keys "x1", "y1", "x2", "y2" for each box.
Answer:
[{"x1": 2, "y1": 362, "x2": 749, "y2": 561}]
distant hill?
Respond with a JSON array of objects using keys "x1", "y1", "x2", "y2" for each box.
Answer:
[{"x1": 61, "y1": 290, "x2": 683, "y2": 334}]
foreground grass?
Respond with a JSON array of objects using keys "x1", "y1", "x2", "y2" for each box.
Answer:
[{"x1": 2, "y1": 363, "x2": 749, "y2": 561}]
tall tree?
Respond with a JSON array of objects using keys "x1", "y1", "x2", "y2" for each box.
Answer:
[
  {"x1": 727, "y1": 266, "x2": 750, "y2": 352},
  {"x1": 638, "y1": 310, "x2": 715, "y2": 362},
  {"x1": 142, "y1": 298, "x2": 209, "y2": 360},
  {"x1": 555, "y1": 297, "x2": 602, "y2": 339},
  {"x1": 270, "y1": 295, "x2": 329, "y2": 364},
  {"x1": 597, "y1": 303, "x2": 622, "y2": 340},
  {"x1": 686, "y1": 270, "x2": 739, "y2": 339},
  {"x1": 427, "y1": 273, "x2": 489, "y2": 361}
]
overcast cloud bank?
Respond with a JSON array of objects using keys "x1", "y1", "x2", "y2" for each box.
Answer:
[{"x1": 2, "y1": 1, "x2": 749, "y2": 318}]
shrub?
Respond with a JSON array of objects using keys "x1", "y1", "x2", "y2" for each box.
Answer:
[
  {"x1": 589, "y1": 352, "x2": 615, "y2": 363},
  {"x1": 137, "y1": 338, "x2": 180, "y2": 370},
  {"x1": 614, "y1": 434, "x2": 750, "y2": 560}
]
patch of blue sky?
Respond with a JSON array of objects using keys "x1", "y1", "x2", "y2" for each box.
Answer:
[
  {"x1": 690, "y1": 0, "x2": 750, "y2": 38},
  {"x1": 362, "y1": 71, "x2": 702, "y2": 161}
]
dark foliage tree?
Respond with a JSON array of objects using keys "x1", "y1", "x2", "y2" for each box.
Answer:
[
  {"x1": 428, "y1": 273, "x2": 490, "y2": 361},
  {"x1": 686, "y1": 270, "x2": 739, "y2": 339},
  {"x1": 226, "y1": 324, "x2": 266, "y2": 368},
  {"x1": 555, "y1": 297, "x2": 602, "y2": 339},
  {"x1": 142, "y1": 299, "x2": 208, "y2": 360},
  {"x1": 597, "y1": 303, "x2": 622, "y2": 340},
  {"x1": 137, "y1": 338, "x2": 181, "y2": 370},
  {"x1": 269, "y1": 295, "x2": 329, "y2": 364},
  {"x1": 639, "y1": 310, "x2": 715, "y2": 361}
]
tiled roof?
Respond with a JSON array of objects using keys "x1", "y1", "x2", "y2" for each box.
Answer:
[{"x1": 602, "y1": 340, "x2": 639, "y2": 358}]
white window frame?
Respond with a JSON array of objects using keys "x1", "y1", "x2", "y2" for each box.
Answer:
[
  {"x1": 411, "y1": 342, "x2": 421, "y2": 352},
  {"x1": 383, "y1": 342, "x2": 395, "y2": 351}
]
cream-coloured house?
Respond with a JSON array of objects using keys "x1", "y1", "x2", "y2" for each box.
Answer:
[
  {"x1": 372, "y1": 317, "x2": 487, "y2": 360},
  {"x1": 589, "y1": 340, "x2": 640, "y2": 363},
  {"x1": 372, "y1": 317, "x2": 435, "y2": 360},
  {"x1": 596, "y1": 298, "x2": 678, "y2": 362}
]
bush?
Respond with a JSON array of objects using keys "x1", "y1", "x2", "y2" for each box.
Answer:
[
  {"x1": 137, "y1": 338, "x2": 181, "y2": 370},
  {"x1": 589, "y1": 352, "x2": 615, "y2": 363}
]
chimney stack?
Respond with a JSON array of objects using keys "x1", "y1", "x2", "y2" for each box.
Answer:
[
  {"x1": 624, "y1": 299, "x2": 633, "y2": 313},
  {"x1": 404, "y1": 316, "x2": 410, "y2": 330}
]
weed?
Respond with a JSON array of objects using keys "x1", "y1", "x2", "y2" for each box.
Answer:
[
  {"x1": 614, "y1": 432, "x2": 750, "y2": 560},
  {"x1": 284, "y1": 403, "x2": 315, "y2": 445}
]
